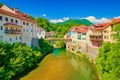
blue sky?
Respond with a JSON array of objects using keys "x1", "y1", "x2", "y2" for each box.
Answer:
[{"x1": 0, "y1": 0, "x2": 120, "y2": 23}]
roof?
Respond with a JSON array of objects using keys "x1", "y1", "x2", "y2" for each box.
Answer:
[
  {"x1": 71, "y1": 25, "x2": 90, "y2": 33},
  {"x1": 93, "y1": 22, "x2": 111, "y2": 30},
  {"x1": 0, "y1": 5, "x2": 37, "y2": 23},
  {"x1": 111, "y1": 18, "x2": 120, "y2": 24},
  {"x1": 37, "y1": 27, "x2": 42, "y2": 31}
]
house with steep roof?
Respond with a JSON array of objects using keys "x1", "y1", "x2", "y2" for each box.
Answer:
[
  {"x1": 37, "y1": 27, "x2": 45, "y2": 39},
  {"x1": 0, "y1": 5, "x2": 38, "y2": 47},
  {"x1": 66, "y1": 25, "x2": 91, "y2": 53}
]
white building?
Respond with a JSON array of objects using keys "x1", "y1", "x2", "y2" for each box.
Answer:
[
  {"x1": 67, "y1": 25, "x2": 91, "y2": 53},
  {"x1": 0, "y1": 5, "x2": 38, "y2": 47},
  {"x1": 37, "y1": 27, "x2": 45, "y2": 39}
]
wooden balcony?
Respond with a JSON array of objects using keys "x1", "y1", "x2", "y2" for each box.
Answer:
[
  {"x1": 5, "y1": 29, "x2": 21, "y2": 34},
  {"x1": 90, "y1": 38, "x2": 103, "y2": 41}
]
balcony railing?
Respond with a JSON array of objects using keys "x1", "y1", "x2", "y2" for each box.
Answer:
[
  {"x1": 5, "y1": 29, "x2": 21, "y2": 34},
  {"x1": 90, "y1": 38, "x2": 103, "y2": 41}
]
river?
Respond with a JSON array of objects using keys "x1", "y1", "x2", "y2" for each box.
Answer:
[{"x1": 20, "y1": 48, "x2": 99, "y2": 80}]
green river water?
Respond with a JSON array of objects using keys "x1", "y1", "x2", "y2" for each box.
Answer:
[{"x1": 20, "y1": 48, "x2": 99, "y2": 80}]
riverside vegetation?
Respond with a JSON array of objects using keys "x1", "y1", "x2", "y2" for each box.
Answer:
[
  {"x1": 96, "y1": 23, "x2": 120, "y2": 80},
  {"x1": 0, "y1": 39, "x2": 53, "y2": 80}
]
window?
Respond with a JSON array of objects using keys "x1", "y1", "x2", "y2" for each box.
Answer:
[
  {"x1": 5, "y1": 17, "x2": 8, "y2": 21},
  {"x1": 78, "y1": 35, "x2": 81, "y2": 40},
  {"x1": 82, "y1": 38, "x2": 86, "y2": 40},
  {"x1": 0, "y1": 26, "x2": 3, "y2": 30},
  {"x1": 10, "y1": 38, "x2": 12, "y2": 42},
  {"x1": 11, "y1": 19, "x2": 13, "y2": 22},
  {"x1": 23, "y1": 22, "x2": 25, "y2": 25},
  {"x1": 19, "y1": 36, "x2": 21, "y2": 40},
  {"x1": 0, "y1": 16, "x2": 2, "y2": 21},
  {"x1": 23, "y1": 29, "x2": 25, "y2": 32},
  {"x1": 16, "y1": 37, "x2": 18, "y2": 40},
  {"x1": 82, "y1": 33, "x2": 86, "y2": 35},
  {"x1": 104, "y1": 30, "x2": 109, "y2": 34},
  {"x1": 26, "y1": 29, "x2": 28, "y2": 32},
  {"x1": 26, "y1": 23, "x2": 29, "y2": 25},
  {"x1": 104, "y1": 35, "x2": 109, "y2": 39},
  {"x1": 15, "y1": 20, "x2": 18, "y2": 23}
]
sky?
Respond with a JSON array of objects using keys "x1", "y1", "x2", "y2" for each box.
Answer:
[{"x1": 0, "y1": 0, "x2": 120, "y2": 23}]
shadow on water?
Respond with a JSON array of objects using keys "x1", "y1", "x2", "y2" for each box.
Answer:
[
  {"x1": 12, "y1": 51, "x2": 52, "y2": 80},
  {"x1": 12, "y1": 64, "x2": 39, "y2": 80}
]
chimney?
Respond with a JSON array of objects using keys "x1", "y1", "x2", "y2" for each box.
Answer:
[{"x1": 14, "y1": 8, "x2": 18, "y2": 12}]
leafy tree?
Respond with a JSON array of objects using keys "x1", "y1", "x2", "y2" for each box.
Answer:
[
  {"x1": 38, "y1": 38, "x2": 53, "y2": 55},
  {"x1": 0, "y1": 3, "x2": 3, "y2": 7},
  {"x1": 35, "y1": 17, "x2": 93, "y2": 38},
  {"x1": 96, "y1": 23, "x2": 120, "y2": 80},
  {"x1": 55, "y1": 41, "x2": 66, "y2": 48},
  {"x1": 0, "y1": 42, "x2": 42, "y2": 80},
  {"x1": 35, "y1": 17, "x2": 50, "y2": 31}
]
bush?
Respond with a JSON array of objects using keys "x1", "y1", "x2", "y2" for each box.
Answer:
[{"x1": 0, "y1": 41, "x2": 42, "y2": 80}]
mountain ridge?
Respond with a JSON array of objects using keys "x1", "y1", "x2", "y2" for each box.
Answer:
[{"x1": 57, "y1": 19, "x2": 93, "y2": 26}]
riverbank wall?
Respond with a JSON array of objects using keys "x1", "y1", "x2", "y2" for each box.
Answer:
[{"x1": 66, "y1": 42, "x2": 99, "y2": 60}]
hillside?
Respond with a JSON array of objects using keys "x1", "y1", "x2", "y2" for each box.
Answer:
[{"x1": 57, "y1": 19, "x2": 93, "y2": 26}]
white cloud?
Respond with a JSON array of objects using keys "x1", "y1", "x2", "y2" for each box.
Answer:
[
  {"x1": 50, "y1": 19, "x2": 64, "y2": 23},
  {"x1": 42, "y1": 14, "x2": 46, "y2": 17},
  {"x1": 82, "y1": 16, "x2": 110, "y2": 24},
  {"x1": 63, "y1": 17, "x2": 69, "y2": 21},
  {"x1": 113, "y1": 16, "x2": 120, "y2": 19},
  {"x1": 50, "y1": 17, "x2": 70, "y2": 23}
]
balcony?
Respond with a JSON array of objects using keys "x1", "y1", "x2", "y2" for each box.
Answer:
[
  {"x1": 5, "y1": 29, "x2": 21, "y2": 34},
  {"x1": 90, "y1": 38, "x2": 103, "y2": 41}
]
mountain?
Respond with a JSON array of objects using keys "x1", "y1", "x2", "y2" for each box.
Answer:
[{"x1": 57, "y1": 19, "x2": 93, "y2": 26}]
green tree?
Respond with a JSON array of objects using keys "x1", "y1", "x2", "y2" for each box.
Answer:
[
  {"x1": 0, "y1": 42, "x2": 42, "y2": 80},
  {"x1": 0, "y1": 3, "x2": 3, "y2": 7},
  {"x1": 55, "y1": 41, "x2": 66, "y2": 48},
  {"x1": 96, "y1": 23, "x2": 120, "y2": 80},
  {"x1": 38, "y1": 38, "x2": 53, "y2": 55}
]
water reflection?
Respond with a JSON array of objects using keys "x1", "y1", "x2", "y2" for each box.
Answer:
[{"x1": 21, "y1": 48, "x2": 99, "y2": 80}]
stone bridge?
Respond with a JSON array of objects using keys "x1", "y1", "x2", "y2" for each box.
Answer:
[{"x1": 46, "y1": 38, "x2": 72, "y2": 41}]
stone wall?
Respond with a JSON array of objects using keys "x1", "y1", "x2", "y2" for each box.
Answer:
[{"x1": 66, "y1": 41, "x2": 99, "y2": 59}]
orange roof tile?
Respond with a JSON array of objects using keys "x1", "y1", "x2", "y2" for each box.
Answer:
[
  {"x1": 71, "y1": 25, "x2": 89, "y2": 33},
  {"x1": 37, "y1": 27, "x2": 42, "y2": 31},
  {"x1": 93, "y1": 22, "x2": 111, "y2": 30},
  {"x1": 0, "y1": 8, "x2": 36, "y2": 23}
]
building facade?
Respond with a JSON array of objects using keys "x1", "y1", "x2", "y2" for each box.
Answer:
[
  {"x1": 37, "y1": 27, "x2": 45, "y2": 39},
  {"x1": 0, "y1": 5, "x2": 37, "y2": 47}
]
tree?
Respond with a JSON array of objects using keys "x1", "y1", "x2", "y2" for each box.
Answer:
[
  {"x1": 0, "y1": 3, "x2": 3, "y2": 7},
  {"x1": 0, "y1": 42, "x2": 42, "y2": 80},
  {"x1": 38, "y1": 38, "x2": 53, "y2": 55},
  {"x1": 96, "y1": 23, "x2": 120, "y2": 80},
  {"x1": 55, "y1": 41, "x2": 66, "y2": 48}
]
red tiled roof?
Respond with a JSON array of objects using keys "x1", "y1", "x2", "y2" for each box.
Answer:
[
  {"x1": 4, "y1": 22, "x2": 22, "y2": 27},
  {"x1": 93, "y1": 22, "x2": 111, "y2": 30},
  {"x1": 111, "y1": 18, "x2": 120, "y2": 23},
  {"x1": 0, "y1": 8, "x2": 36, "y2": 23},
  {"x1": 71, "y1": 25, "x2": 89, "y2": 33},
  {"x1": 37, "y1": 27, "x2": 42, "y2": 31}
]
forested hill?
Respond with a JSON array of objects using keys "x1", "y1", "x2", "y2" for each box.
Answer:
[
  {"x1": 57, "y1": 19, "x2": 93, "y2": 26},
  {"x1": 36, "y1": 17, "x2": 93, "y2": 37}
]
